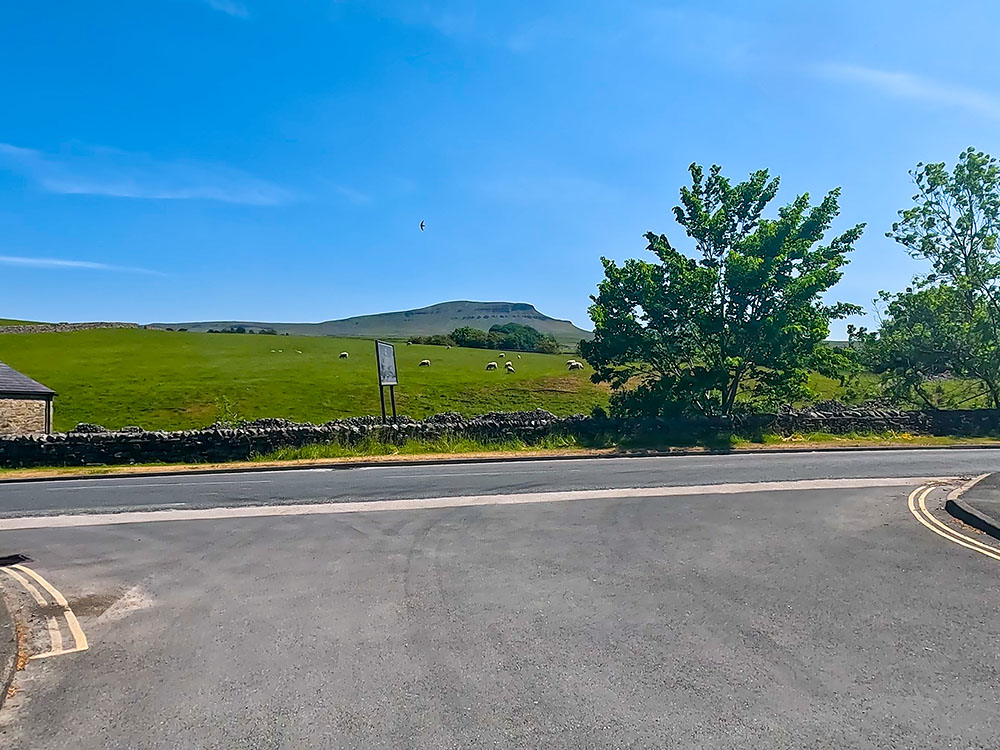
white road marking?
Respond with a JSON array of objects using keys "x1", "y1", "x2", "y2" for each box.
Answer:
[
  {"x1": 45, "y1": 480, "x2": 272, "y2": 491},
  {"x1": 0, "y1": 476, "x2": 945, "y2": 530},
  {"x1": 376, "y1": 469, "x2": 583, "y2": 479}
]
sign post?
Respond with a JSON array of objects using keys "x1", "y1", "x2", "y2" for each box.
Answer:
[{"x1": 375, "y1": 340, "x2": 398, "y2": 423}]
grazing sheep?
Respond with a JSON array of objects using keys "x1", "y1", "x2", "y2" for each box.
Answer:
[
  {"x1": 505, "y1": 363, "x2": 515, "y2": 373},
  {"x1": 517, "y1": 354, "x2": 521, "y2": 359},
  {"x1": 419, "y1": 359, "x2": 431, "y2": 367},
  {"x1": 339, "y1": 352, "x2": 349, "y2": 359},
  {"x1": 270, "y1": 349, "x2": 276, "y2": 353},
  {"x1": 446, "y1": 345, "x2": 452, "y2": 349},
  {"x1": 499, "y1": 353, "x2": 505, "y2": 359},
  {"x1": 406, "y1": 341, "x2": 412, "y2": 345},
  {"x1": 568, "y1": 361, "x2": 585, "y2": 370},
  {"x1": 486, "y1": 362, "x2": 498, "y2": 370},
  {"x1": 295, "y1": 350, "x2": 302, "y2": 354}
]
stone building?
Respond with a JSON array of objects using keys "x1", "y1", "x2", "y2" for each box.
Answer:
[{"x1": 0, "y1": 361, "x2": 55, "y2": 435}]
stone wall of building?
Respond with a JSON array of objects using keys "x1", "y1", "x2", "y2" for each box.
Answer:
[{"x1": 0, "y1": 398, "x2": 48, "y2": 436}]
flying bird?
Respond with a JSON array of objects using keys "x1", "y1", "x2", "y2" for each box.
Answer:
[{"x1": 419, "y1": 220, "x2": 426, "y2": 231}]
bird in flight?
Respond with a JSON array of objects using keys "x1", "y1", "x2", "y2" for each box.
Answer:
[{"x1": 419, "y1": 220, "x2": 426, "y2": 231}]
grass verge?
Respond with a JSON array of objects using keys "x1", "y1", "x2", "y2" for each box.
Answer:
[{"x1": 253, "y1": 433, "x2": 589, "y2": 461}]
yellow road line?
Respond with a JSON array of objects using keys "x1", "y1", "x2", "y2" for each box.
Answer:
[
  {"x1": 908, "y1": 485, "x2": 1000, "y2": 561},
  {"x1": 917, "y1": 488, "x2": 1000, "y2": 555},
  {"x1": 45, "y1": 618, "x2": 64, "y2": 653},
  {"x1": 2, "y1": 567, "x2": 47, "y2": 607},
  {"x1": 2, "y1": 566, "x2": 65, "y2": 657},
  {"x1": 12, "y1": 564, "x2": 88, "y2": 653}
]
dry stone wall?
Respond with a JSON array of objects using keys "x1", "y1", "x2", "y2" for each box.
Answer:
[
  {"x1": 0, "y1": 322, "x2": 139, "y2": 335},
  {"x1": 1, "y1": 406, "x2": 999, "y2": 468}
]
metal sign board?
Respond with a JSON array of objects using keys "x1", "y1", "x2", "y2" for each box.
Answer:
[{"x1": 375, "y1": 340, "x2": 398, "y2": 386}]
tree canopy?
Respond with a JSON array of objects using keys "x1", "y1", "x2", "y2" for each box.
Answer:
[
  {"x1": 858, "y1": 147, "x2": 1000, "y2": 408},
  {"x1": 410, "y1": 323, "x2": 560, "y2": 354},
  {"x1": 581, "y1": 163, "x2": 864, "y2": 417}
]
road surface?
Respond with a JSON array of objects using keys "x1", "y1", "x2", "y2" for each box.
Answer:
[{"x1": 0, "y1": 450, "x2": 999, "y2": 749}]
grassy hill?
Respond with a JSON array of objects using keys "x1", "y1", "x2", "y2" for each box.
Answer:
[
  {"x1": 151, "y1": 301, "x2": 593, "y2": 346},
  {"x1": 0, "y1": 318, "x2": 40, "y2": 326},
  {"x1": 0, "y1": 328, "x2": 609, "y2": 431}
]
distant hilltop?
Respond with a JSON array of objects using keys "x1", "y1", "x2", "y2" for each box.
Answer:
[{"x1": 150, "y1": 301, "x2": 594, "y2": 345}]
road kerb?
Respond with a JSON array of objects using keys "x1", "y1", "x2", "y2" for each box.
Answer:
[
  {"x1": 945, "y1": 473, "x2": 1000, "y2": 542},
  {"x1": 3, "y1": 441, "x2": 1000, "y2": 485}
]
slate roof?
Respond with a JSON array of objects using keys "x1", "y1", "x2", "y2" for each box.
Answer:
[{"x1": 0, "y1": 361, "x2": 55, "y2": 397}]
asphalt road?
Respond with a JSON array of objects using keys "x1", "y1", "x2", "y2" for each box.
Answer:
[
  {"x1": 2, "y1": 448, "x2": 1000, "y2": 518},
  {"x1": 0, "y1": 451, "x2": 998, "y2": 749}
]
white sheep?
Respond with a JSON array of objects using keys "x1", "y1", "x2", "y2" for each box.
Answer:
[
  {"x1": 295, "y1": 350, "x2": 302, "y2": 354},
  {"x1": 566, "y1": 359, "x2": 577, "y2": 366},
  {"x1": 419, "y1": 359, "x2": 431, "y2": 367},
  {"x1": 517, "y1": 354, "x2": 521, "y2": 359},
  {"x1": 486, "y1": 361, "x2": 498, "y2": 370},
  {"x1": 499, "y1": 353, "x2": 505, "y2": 359},
  {"x1": 568, "y1": 361, "x2": 584, "y2": 370},
  {"x1": 505, "y1": 362, "x2": 515, "y2": 373},
  {"x1": 339, "y1": 352, "x2": 349, "y2": 359}
]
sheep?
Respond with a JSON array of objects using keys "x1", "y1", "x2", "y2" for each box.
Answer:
[
  {"x1": 419, "y1": 359, "x2": 431, "y2": 367},
  {"x1": 339, "y1": 352, "x2": 349, "y2": 359},
  {"x1": 505, "y1": 362, "x2": 515, "y2": 373},
  {"x1": 270, "y1": 349, "x2": 276, "y2": 353},
  {"x1": 446, "y1": 345, "x2": 452, "y2": 349},
  {"x1": 517, "y1": 354, "x2": 521, "y2": 359},
  {"x1": 406, "y1": 341, "x2": 412, "y2": 346},
  {"x1": 568, "y1": 361, "x2": 584, "y2": 370},
  {"x1": 295, "y1": 350, "x2": 302, "y2": 354},
  {"x1": 486, "y1": 362, "x2": 498, "y2": 370},
  {"x1": 499, "y1": 353, "x2": 505, "y2": 359},
  {"x1": 566, "y1": 359, "x2": 578, "y2": 366}
]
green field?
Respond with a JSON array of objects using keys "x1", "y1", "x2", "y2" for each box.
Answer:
[
  {"x1": 0, "y1": 329, "x2": 609, "y2": 431},
  {"x1": 0, "y1": 318, "x2": 39, "y2": 326}
]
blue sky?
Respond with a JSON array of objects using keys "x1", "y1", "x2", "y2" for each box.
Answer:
[{"x1": 2, "y1": 1, "x2": 999, "y2": 336}]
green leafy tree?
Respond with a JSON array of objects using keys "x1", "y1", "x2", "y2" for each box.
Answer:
[
  {"x1": 450, "y1": 326, "x2": 490, "y2": 348},
  {"x1": 581, "y1": 163, "x2": 864, "y2": 417},
  {"x1": 449, "y1": 323, "x2": 559, "y2": 353},
  {"x1": 860, "y1": 148, "x2": 1000, "y2": 408},
  {"x1": 487, "y1": 323, "x2": 560, "y2": 353}
]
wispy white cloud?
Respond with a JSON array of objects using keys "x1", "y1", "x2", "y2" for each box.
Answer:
[
  {"x1": 0, "y1": 143, "x2": 293, "y2": 205},
  {"x1": 204, "y1": 0, "x2": 248, "y2": 18},
  {"x1": 817, "y1": 63, "x2": 1000, "y2": 121},
  {"x1": 0, "y1": 255, "x2": 164, "y2": 275}
]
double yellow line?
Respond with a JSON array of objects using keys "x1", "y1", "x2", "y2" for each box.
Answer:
[
  {"x1": 1, "y1": 564, "x2": 88, "y2": 660},
  {"x1": 908, "y1": 483, "x2": 1000, "y2": 562}
]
